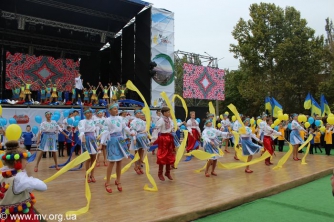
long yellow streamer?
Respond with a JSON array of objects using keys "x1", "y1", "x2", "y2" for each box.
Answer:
[
  {"x1": 208, "y1": 102, "x2": 216, "y2": 127},
  {"x1": 172, "y1": 94, "x2": 188, "y2": 120},
  {"x1": 126, "y1": 81, "x2": 151, "y2": 134},
  {"x1": 231, "y1": 131, "x2": 248, "y2": 162},
  {"x1": 160, "y1": 92, "x2": 178, "y2": 132},
  {"x1": 143, "y1": 155, "x2": 158, "y2": 192},
  {"x1": 301, "y1": 142, "x2": 311, "y2": 165},
  {"x1": 217, "y1": 151, "x2": 271, "y2": 169},
  {"x1": 185, "y1": 150, "x2": 222, "y2": 160},
  {"x1": 174, "y1": 130, "x2": 188, "y2": 168},
  {"x1": 195, "y1": 162, "x2": 207, "y2": 173},
  {"x1": 106, "y1": 153, "x2": 140, "y2": 179},
  {"x1": 227, "y1": 104, "x2": 246, "y2": 134}
]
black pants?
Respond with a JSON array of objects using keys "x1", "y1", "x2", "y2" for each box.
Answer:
[
  {"x1": 310, "y1": 144, "x2": 314, "y2": 154},
  {"x1": 66, "y1": 143, "x2": 72, "y2": 156},
  {"x1": 25, "y1": 145, "x2": 31, "y2": 151},
  {"x1": 58, "y1": 141, "x2": 65, "y2": 156},
  {"x1": 314, "y1": 143, "x2": 322, "y2": 153},
  {"x1": 43, "y1": 152, "x2": 53, "y2": 158},
  {"x1": 278, "y1": 140, "x2": 284, "y2": 152},
  {"x1": 75, "y1": 144, "x2": 81, "y2": 155},
  {"x1": 325, "y1": 144, "x2": 332, "y2": 156},
  {"x1": 75, "y1": 88, "x2": 83, "y2": 103}
]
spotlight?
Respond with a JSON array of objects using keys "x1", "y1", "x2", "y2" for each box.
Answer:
[
  {"x1": 17, "y1": 17, "x2": 25, "y2": 30},
  {"x1": 100, "y1": 32, "x2": 107, "y2": 43}
]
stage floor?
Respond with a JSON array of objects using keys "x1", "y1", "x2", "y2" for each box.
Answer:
[{"x1": 29, "y1": 151, "x2": 334, "y2": 222}]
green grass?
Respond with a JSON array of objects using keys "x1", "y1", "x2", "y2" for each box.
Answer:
[{"x1": 196, "y1": 175, "x2": 334, "y2": 222}]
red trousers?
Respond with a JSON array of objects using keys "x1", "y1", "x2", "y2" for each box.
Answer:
[
  {"x1": 155, "y1": 133, "x2": 175, "y2": 165},
  {"x1": 186, "y1": 129, "x2": 200, "y2": 152},
  {"x1": 263, "y1": 136, "x2": 274, "y2": 155}
]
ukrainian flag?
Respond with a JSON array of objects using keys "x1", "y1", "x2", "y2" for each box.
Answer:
[
  {"x1": 271, "y1": 97, "x2": 283, "y2": 118},
  {"x1": 304, "y1": 92, "x2": 312, "y2": 110},
  {"x1": 265, "y1": 97, "x2": 272, "y2": 113},
  {"x1": 320, "y1": 94, "x2": 331, "y2": 117},
  {"x1": 311, "y1": 95, "x2": 321, "y2": 117}
]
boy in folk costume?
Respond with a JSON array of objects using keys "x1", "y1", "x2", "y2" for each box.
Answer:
[
  {"x1": 186, "y1": 111, "x2": 201, "y2": 153},
  {"x1": 263, "y1": 117, "x2": 281, "y2": 165},
  {"x1": 151, "y1": 107, "x2": 176, "y2": 181}
]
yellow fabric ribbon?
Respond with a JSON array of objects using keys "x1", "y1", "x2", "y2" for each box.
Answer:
[
  {"x1": 195, "y1": 162, "x2": 207, "y2": 173},
  {"x1": 174, "y1": 130, "x2": 188, "y2": 168},
  {"x1": 126, "y1": 80, "x2": 151, "y2": 135},
  {"x1": 231, "y1": 131, "x2": 248, "y2": 162},
  {"x1": 172, "y1": 94, "x2": 188, "y2": 120},
  {"x1": 185, "y1": 150, "x2": 222, "y2": 160},
  {"x1": 160, "y1": 92, "x2": 178, "y2": 132},
  {"x1": 227, "y1": 104, "x2": 246, "y2": 134},
  {"x1": 209, "y1": 102, "x2": 216, "y2": 127},
  {"x1": 106, "y1": 153, "x2": 140, "y2": 179},
  {"x1": 301, "y1": 142, "x2": 311, "y2": 165},
  {"x1": 217, "y1": 151, "x2": 271, "y2": 169},
  {"x1": 143, "y1": 155, "x2": 158, "y2": 192}
]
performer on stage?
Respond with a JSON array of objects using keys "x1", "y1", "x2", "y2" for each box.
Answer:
[
  {"x1": 34, "y1": 111, "x2": 68, "y2": 172},
  {"x1": 78, "y1": 107, "x2": 99, "y2": 183},
  {"x1": 263, "y1": 117, "x2": 281, "y2": 165},
  {"x1": 99, "y1": 103, "x2": 134, "y2": 193},
  {"x1": 83, "y1": 88, "x2": 90, "y2": 104},
  {"x1": 50, "y1": 80, "x2": 60, "y2": 103},
  {"x1": 240, "y1": 118, "x2": 262, "y2": 173},
  {"x1": 99, "y1": 82, "x2": 112, "y2": 102},
  {"x1": 130, "y1": 109, "x2": 150, "y2": 175},
  {"x1": 71, "y1": 84, "x2": 76, "y2": 104},
  {"x1": 19, "y1": 83, "x2": 25, "y2": 101},
  {"x1": 40, "y1": 86, "x2": 46, "y2": 104},
  {"x1": 117, "y1": 82, "x2": 127, "y2": 100},
  {"x1": 75, "y1": 73, "x2": 83, "y2": 103},
  {"x1": 0, "y1": 141, "x2": 47, "y2": 222},
  {"x1": 151, "y1": 107, "x2": 175, "y2": 181},
  {"x1": 290, "y1": 114, "x2": 307, "y2": 160},
  {"x1": 221, "y1": 114, "x2": 232, "y2": 152},
  {"x1": 151, "y1": 110, "x2": 162, "y2": 155},
  {"x1": 232, "y1": 117, "x2": 243, "y2": 160},
  {"x1": 87, "y1": 83, "x2": 98, "y2": 105},
  {"x1": 258, "y1": 114, "x2": 267, "y2": 141},
  {"x1": 18, "y1": 78, "x2": 38, "y2": 102},
  {"x1": 93, "y1": 110, "x2": 107, "y2": 167},
  {"x1": 202, "y1": 119, "x2": 229, "y2": 177},
  {"x1": 186, "y1": 111, "x2": 201, "y2": 152}
]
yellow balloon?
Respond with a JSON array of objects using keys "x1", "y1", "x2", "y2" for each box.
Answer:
[
  {"x1": 305, "y1": 122, "x2": 310, "y2": 128},
  {"x1": 327, "y1": 117, "x2": 334, "y2": 125},
  {"x1": 232, "y1": 116, "x2": 236, "y2": 122},
  {"x1": 0, "y1": 105, "x2": 2, "y2": 116},
  {"x1": 225, "y1": 111, "x2": 229, "y2": 115},
  {"x1": 297, "y1": 115, "x2": 303, "y2": 122},
  {"x1": 320, "y1": 120, "x2": 323, "y2": 126},
  {"x1": 257, "y1": 119, "x2": 262, "y2": 126},
  {"x1": 283, "y1": 114, "x2": 289, "y2": 121},
  {"x1": 271, "y1": 124, "x2": 275, "y2": 128},
  {"x1": 320, "y1": 126, "x2": 326, "y2": 133},
  {"x1": 277, "y1": 110, "x2": 283, "y2": 115},
  {"x1": 250, "y1": 119, "x2": 255, "y2": 125},
  {"x1": 5, "y1": 124, "x2": 22, "y2": 141},
  {"x1": 278, "y1": 113, "x2": 284, "y2": 121},
  {"x1": 274, "y1": 119, "x2": 281, "y2": 126},
  {"x1": 220, "y1": 115, "x2": 223, "y2": 119},
  {"x1": 302, "y1": 115, "x2": 307, "y2": 123},
  {"x1": 217, "y1": 123, "x2": 222, "y2": 128},
  {"x1": 329, "y1": 113, "x2": 334, "y2": 117}
]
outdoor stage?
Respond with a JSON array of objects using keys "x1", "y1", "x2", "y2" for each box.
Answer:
[{"x1": 29, "y1": 151, "x2": 334, "y2": 222}]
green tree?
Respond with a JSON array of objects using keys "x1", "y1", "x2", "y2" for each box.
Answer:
[{"x1": 230, "y1": 3, "x2": 325, "y2": 114}]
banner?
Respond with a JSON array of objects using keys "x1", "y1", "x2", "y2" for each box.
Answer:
[
  {"x1": 5, "y1": 52, "x2": 79, "y2": 91},
  {"x1": 183, "y1": 63, "x2": 225, "y2": 100},
  {"x1": 151, "y1": 7, "x2": 175, "y2": 106}
]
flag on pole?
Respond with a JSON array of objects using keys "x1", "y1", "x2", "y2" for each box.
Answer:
[
  {"x1": 271, "y1": 97, "x2": 283, "y2": 118},
  {"x1": 320, "y1": 94, "x2": 331, "y2": 116},
  {"x1": 304, "y1": 93, "x2": 312, "y2": 110},
  {"x1": 310, "y1": 95, "x2": 321, "y2": 117}
]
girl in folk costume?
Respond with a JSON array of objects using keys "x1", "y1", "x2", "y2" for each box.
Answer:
[
  {"x1": 151, "y1": 107, "x2": 176, "y2": 181},
  {"x1": 99, "y1": 82, "x2": 111, "y2": 102},
  {"x1": 186, "y1": 111, "x2": 201, "y2": 153},
  {"x1": 0, "y1": 141, "x2": 46, "y2": 222},
  {"x1": 130, "y1": 109, "x2": 150, "y2": 175},
  {"x1": 240, "y1": 118, "x2": 262, "y2": 173},
  {"x1": 117, "y1": 82, "x2": 127, "y2": 100},
  {"x1": 99, "y1": 103, "x2": 134, "y2": 193},
  {"x1": 87, "y1": 83, "x2": 98, "y2": 105},
  {"x1": 119, "y1": 110, "x2": 131, "y2": 148},
  {"x1": 93, "y1": 110, "x2": 107, "y2": 167},
  {"x1": 290, "y1": 114, "x2": 307, "y2": 160},
  {"x1": 34, "y1": 111, "x2": 68, "y2": 172},
  {"x1": 202, "y1": 119, "x2": 229, "y2": 177},
  {"x1": 221, "y1": 114, "x2": 232, "y2": 152},
  {"x1": 78, "y1": 107, "x2": 99, "y2": 183},
  {"x1": 19, "y1": 78, "x2": 39, "y2": 102},
  {"x1": 263, "y1": 117, "x2": 281, "y2": 165}
]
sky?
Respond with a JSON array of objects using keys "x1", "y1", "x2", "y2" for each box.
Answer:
[{"x1": 149, "y1": 0, "x2": 334, "y2": 70}]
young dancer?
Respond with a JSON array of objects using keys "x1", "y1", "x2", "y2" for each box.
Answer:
[
  {"x1": 186, "y1": 111, "x2": 201, "y2": 153},
  {"x1": 290, "y1": 114, "x2": 307, "y2": 160},
  {"x1": 263, "y1": 117, "x2": 281, "y2": 165},
  {"x1": 18, "y1": 78, "x2": 38, "y2": 102},
  {"x1": 99, "y1": 82, "x2": 111, "y2": 103},
  {"x1": 93, "y1": 110, "x2": 107, "y2": 167},
  {"x1": 221, "y1": 114, "x2": 231, "y2": 152}
]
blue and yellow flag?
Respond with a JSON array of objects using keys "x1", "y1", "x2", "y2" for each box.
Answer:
[
  {"x1": 304, "y1": 92, "x2": 312, "y2": 110},
  {"x1": 320, "y1": 94, "x2": 331, "y2": 117},
  {"x1": 311, "y1": 95, "x2": 321, "y2": 117},
  {"x1": 271, "y1": 97, "x2": 282, "y2": 118},
  {"x1": 265, "y1": 97, "x2": 272, "y2": 113}
]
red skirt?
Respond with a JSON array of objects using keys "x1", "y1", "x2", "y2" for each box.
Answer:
[
  {"x1": 263, "y1": 136, "x2": 274, "y2": 155},
  {"x1": 186, "y1": 129, "x2": 200, "y2": 152},
  {"x1": 155, "y1": 133, "x2": 175, "y2": 165}
]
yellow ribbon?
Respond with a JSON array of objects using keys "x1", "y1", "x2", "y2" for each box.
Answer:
[
  {"x1": 301, "y1": 142, "x2": 311, "y2": 165},
  {"x1": 185, "y1": 150, "x2": 222, "y2": 160},
  {"x1": 217, "y1": 151, "x2": 271, "y2": 169},
  {"x1": 172, "y1": 94, "x2": 188, "y2": 120},
  {"x1": 126, "y1": 80, "x2": 151, "y2": 135},
  {"x1": 209, "y1": 102, "x2": 216, "y2": 127},
  {"x1": 106, "y1": 153, "x2": 140, "y2": 179},
  {"x1": 195, "y1": 162, "x2": 207, "y2": 173},
  {"x1": 231, "y1": 131, "x2": 248, "y2": 162},
  {"x1": 160, "y1": 92, "x2": 178, "y2": 132},
  {"x1": 174, "y1": 130, "x2": 188, "y2": 168},
  {"x1": 143, "y1": 155, "x2": 158, "y2": 192},
  {"x1": 227, "y1": 104, "x2": 246, "y2": 134}
]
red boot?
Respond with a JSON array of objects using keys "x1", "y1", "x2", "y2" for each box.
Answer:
[
  {"x1": 158, "y1": 164, "x2": 165, "y2": 181},
  {"x1": 164, "y1": 164, "x2": 173, "y2": 180}
]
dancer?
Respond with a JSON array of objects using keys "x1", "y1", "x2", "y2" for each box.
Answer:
[
  {"x1": 75, "y1": 73, "x2": 83, "y2": 103},
  {"x1": 87, "y1": 83, "x2": 98, "y2": 105},
  {"x1": 186, "y1": 111, "x2": 201, "y2": 153},
  {"x1": 110, "y1": 83, "x2": 118, "y2": 102},
  {"x1": 117, "y1": 82, "x2": 127, "y2": 100},
  {"x1": 151, "y1": 109, "x2": 162, "y2": 155},
  {"x1": 151, "y1": 107, "x2": 175, "y2": 181},
  {"x1": 0, "y1": 141, "x2": 47, "y2": 221},
  {"x1": 130, "y1": 109, "x2": 150, "y2": 175},
  {"x1": 221, "y1": 114, "x2": 232, "y2": 153},
  {"x1": 263, "y1": 117, "x2": 281, "y2": 165},
  {"x1": 240, "y1": 118, "x2": 262, "y2": 173},
  {"x1": 202, "y1": 119, "x2": 229, "y2": 177},
  {"x1": 290, "y1": 114, "x2": 307, "y2": 160},
  {"x1": 57, "y1": 85, "x2": 63, "y2": 104},
  {"x1": 78, "y1": 107, "x2": 99, "y2": 183},
  {"x1": 50, "y1": 80, "x2": 60, "y2": 103},
  {"x1": 18, "y1": 78, "x2": 39, "y2": 102},
  {"x1": 99, "y1": 103, "x2": 134, "y2": 193},
  {"x1": 99, "y1": 82, "x2": 111, "y2": 103},
  {"x1": 40, "y1": 86, "x2": 46, "y2": 104},
  {"x1": 35, "y1": 111, "x2": 68, "y2": 172},
  {"x1": 93, "y1": 110, "x2": 107, "y2": 167},
  {"x1": 258, "y1": 114, "x2": 267, "y2": 141},
  {"x1": 232, "y1": 117, "x2": 243, "y2": 160}
]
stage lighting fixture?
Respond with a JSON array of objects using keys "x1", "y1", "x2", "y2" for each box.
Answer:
[
  {"x1": 100, "y1": 32, "x2": 107, "y2": 43},
  {"x1": 17, "y1": 17, "x2": 25, "y2": 30}
]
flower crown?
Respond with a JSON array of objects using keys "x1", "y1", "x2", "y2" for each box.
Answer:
[{"x1": 0, "y1": 152, "x2": 31, "y2": 161}]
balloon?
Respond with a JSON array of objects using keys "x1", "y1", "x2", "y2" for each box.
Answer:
[
  {"x1": 278, "y1": 113, "x2": 284, "y2": 120},
  {"x1": 327, "y1": 117, "x2": 334, "y2": 125},
  {"x1": 9, "y1": 118, "x2": 17, "y2": 124},
  {"x1": 232, "y1": 116, "x2": 236, "y2": 122},
  {"x1": 32, "y1": 126, "x2": 39, "y2": 134},
  {"x1": 277, "y1": 110, "x2": 283, "y2": 114},
  {"x1": 274, "y1": 126, "x2": 279, "y2": 131},
  {"x1": 302, "y1": 115, "x2": 307, "y2": 123},
  {"x1": 220, "y1": 115, "x2": 223, "y2": 120},
  {"x1": 180, "y1": 125, "x2": 186, "y2": 130},
  {"x1": 329, "y1": 113, "x2": 334, "y2": 117},
  {"x1": 283, "y1": 114, "x2": 289, "y2": 121},
  {"x1": 177, "y1": 119, "x2": 181, "y2": 123},
  {"x1": 54, "y1": 110, "x2": 61, "y2": 116},
  {"x1": 297, "y1": 115, "x2": 302, "y2": 122},
  {"x1": 308, "y1": 117, "x2": 314, "y2": 124},
  {"x1": 196, "y1": 118, "x2": 200, "y2": 123},
  {"x1": 151, "y1": 123, "x2": 156, "y2": 128},
  {"x1": 63, "y1": 110, "x2": 69, "y2": 118},
  {"x1": 250, "y1": 119, "x2": 255, "y2": 125},
  {"x1": 257, "y1": 119, "x2": 262, "y2": 126},
  {"x1": 73, "y1": 120, "x2": 79, "y2": 127},
  {"x1": 217, "y1": 123, "x2": 222, "y2": 128},
  {"x1": 320, "y1": 120, "x2": 323, "y2": 126},
  {"x1": 304, "y1": 122, "x2": 310, "y2": 128},
  {"x1": 315, "y1": 120, "x2": 321, "y2": 127},
  {"x1": 5, "y1": 124, "x2": 22, "y2": 141},
  {"x1": 274, "y1": 119, "x2": 281, "y2": 126},
  {"x1": 288, "y1": 123, "x2": 292, "y2": 130},
  {"x1": 224, "y1": 111, "x2": 229, "y2": 115},
  {"x1": 67, "y1": 118, "x2": 73, "y2": 125},
  {"x1": 35, "y1": 115, "x2": 42, "y2": 124},
  {"x1": 271, "y1": 124, "x2": 275, "y2": 129},
  {"x1": 0, "y1": 118, "x2": 7, "y2": 126},
  {"x1": 320, "y1": 126, "x2": 326, "y2": 133},
  {"x1": 52, "y1": 115, "x2": 60, "y2": 122},
  {"x1": 75, "y1": 116, "x2": 81, "y2": 121}
]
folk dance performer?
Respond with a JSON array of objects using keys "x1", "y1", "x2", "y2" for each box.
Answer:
[
  {"x1": 202, "y1": 119, "x2": 229, "y2": 177},
  {"x1": 258, "y1": 114, "x2": 267, "y2": 141},
  {"x1": 151, "y1": 109, "x2": 162, "y2": 155},
  {"x1": 35, "y1": 111, "x2": 68, "y2": 172},
  {"x1": 221, "y1": 114, "x2": 232, "y2": 152},
  {"x1": 99, "y1": 103, "x2": 134, "y2": 193},
  {"x1": 232, "y1": 117, "x2": 243, "y2": 160},
  {"x1": 151, "y1": 107, "x2": 175, "y2": 181},
  {"x1": 93, "y1": 110, "x2": 107, "y2": 167},
  {"x1": 186, "y1": 111, "x2": 201, "y2": 153},
  {"x1": 78, "y1": 107, "x2": 99, "y2": 183},
  {"x1": 263, "y1": 117, "x2": 281, "y2": 165},
  {"x1": 290, "y1": 114, "x2": 307, "y2": 160},
  {"x1": 130, "y1": 109, "x2": 150, "y2": 175}
]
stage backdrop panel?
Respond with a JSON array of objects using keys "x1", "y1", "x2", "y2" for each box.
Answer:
[
  {"x1": 151, "y1": 7, "x2": 175, "y2": 106},
  {"x1": 5, "y1": 52, "x2": 79, "y2": 91},
  {"x1": 182, "y1": 63, "x2": 225, "y2": 100}
]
